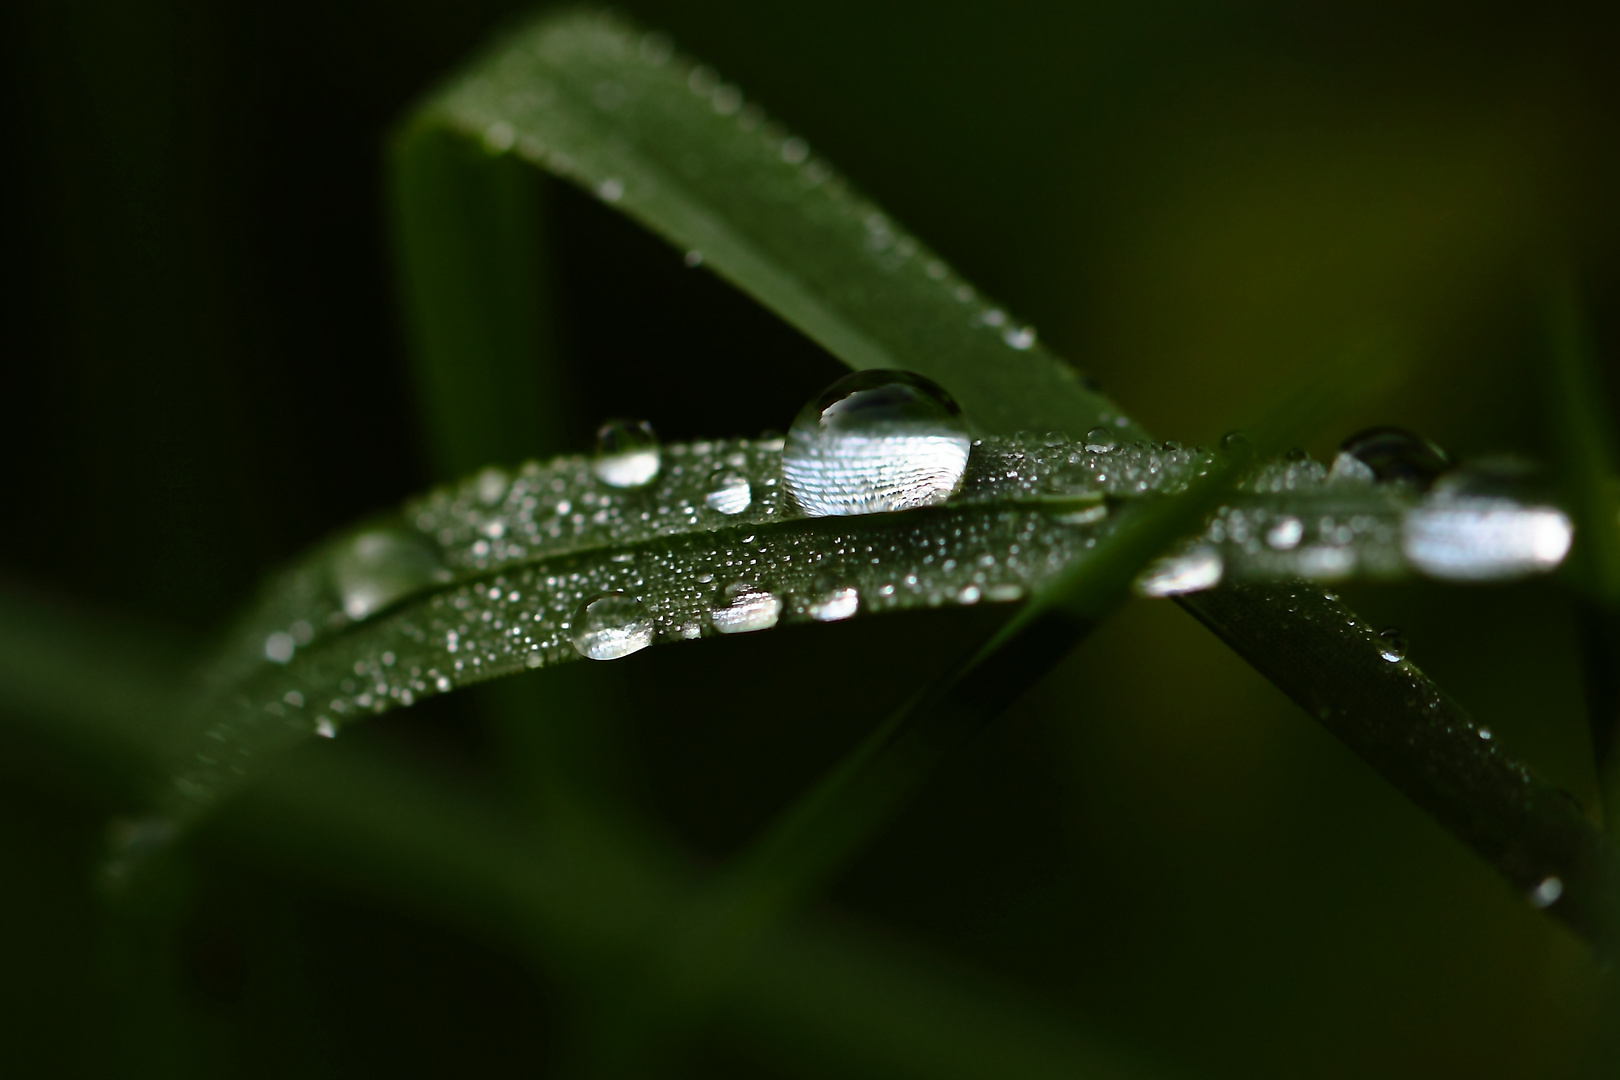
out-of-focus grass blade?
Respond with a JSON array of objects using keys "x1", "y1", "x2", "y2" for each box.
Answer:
[{"x1": 1542, "y1": 282, "x2": 1620, "y2": 812}]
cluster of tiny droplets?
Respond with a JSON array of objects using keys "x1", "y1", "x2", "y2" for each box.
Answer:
[{"x1": 443, "y1": 11, "x2": 1045, "y2": 359}]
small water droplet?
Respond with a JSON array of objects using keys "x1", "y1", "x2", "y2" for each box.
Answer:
[
  {"x1": 1478, "y1": 727, "x2": 1493, "y2": 740},
  {"x1": 780, "y1": 136, "x2": 809, "y2": 164},
  {"x1": 1003, "y1": 325, "x2": 1036, "y2": 350},
  {"x1": 1136, "y1": 546, "x2": 1224, "y2": 597},
  {"x1": 596, "y1": 177, "x2": 624, "y2": 202},
  {"x1": 806, "y1": 579, "x2": 859, "y2": 621},
  {"x1": 782, "y1": 370, "x2": 972, "y2": 517},
  {"x1": 711, "y1": 582, "x2": 782, "y2": 633},
  {"x1": 1084, "y1": 427, "x2": 1118, "y2": 453},
  {"x1": 1530, "y1": 875, "x2": 1563, "y2": 908},
  {"x1": 570, "y1": 592, "x2": 655, "y2": 660},
  {"x1": 315, "y1": 717, "x2": 337, "y2": 738},
  {"x1": 264, "y1": 632, "x2": 295, "y2": 664},
  {"x1": 332, "y1": 529, "x2": 450, "y2": 621},
  {"x1": 704, "y1": 470, "x2": 752, "y2": 514},
  {"x1": 592, "y1": 419, "x2": 662, "y2": 488},
  {"x1": 684, "y1": 249, "x2": 704, "y2": 267},
  {"x1": 1266, "y1": 516, "x2": 1304, "y2": 551},
  {"x1": 1377, "y1": 627, "x2": 1407, "y2": 663},
  {"x1": 1338, "y1": 426, "x2": 1450, "y2": 487},
  {"x1": 956, "y1": 583, "x2": 982, "y2": 605},
  {"x1": 1220, "y1": 430, "x2": 1249, "y2": 452}
]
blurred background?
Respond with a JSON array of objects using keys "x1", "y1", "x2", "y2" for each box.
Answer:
[{"x1": 4, "y1": 0, "x2": 1620, "y2": 1076}]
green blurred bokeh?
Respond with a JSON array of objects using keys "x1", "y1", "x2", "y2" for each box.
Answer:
[{"x1": 3, "y1": 0, "x2": 1619, "y2": 1076}]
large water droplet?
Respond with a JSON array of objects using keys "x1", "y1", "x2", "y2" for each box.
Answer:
[
  {"x1": 1402, "y1": 461, "x2": 1573, "y2": 581},
  {"x1": 592, "y1": 419, "x2": 661, "y2": 488},
  {"x1": 1336, "y1": 426, "x2": 1450, "y2": 488},
  {"x1": 782, "y1": 370, "x2": 972, "y2": 517},
  {"x1": 1135, "y1": 546, "x2": 1224, "y2": 597},
  {"x1": 704, "y1": 469, "x2": 752, "y2": 514},
  {"x1": 570, "y1": 592, "x2": 655, "y2": 660},
  {"x1": 711, "y1": 581, "x2": 782, "y2": 633},
  {"x1": 1083, "y1": 427, "x2": 1117, "y2": 453},
  {"x1": 1377, "y1": 627, "x2": 1407, "y2": 663},
  {"x1": 332, "y1": 529, "x2": 450, "y2": 621}
]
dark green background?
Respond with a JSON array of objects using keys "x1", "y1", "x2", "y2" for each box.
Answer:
[{"x1": 4, "y1": 1, "x2": 1620, "y2": 1076}]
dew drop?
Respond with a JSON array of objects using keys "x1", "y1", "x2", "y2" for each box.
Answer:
[
  {"x1": 782, "y1": 370, "x2": 972, "y2": 517},
  {"x1": 1377, "y1": 627, "x2": 1407, "y2": 663},
  {"x1": 1401, "y1": 463, "x2": 1572, "y2": 581},
  {"x1": 1135, "y1": 546, "x2": 1224, "y2": 597},
  {"x1": 1337, "y1": 426, "x2": 1450, "y2": 488},
  {"x1": 711, "y1": 581, "x2": 782, "y2": 633},
  {"x1": 592, "y1": 419, "x2": 662, "y2": 488},
  {"x1": 1003, "y1": 325, "x2": 1036, "y2": 350},
  {"x1": 264, "y1": 631, "x2": 295, "y2": 664},
  {"x1": 684, "y1": 249, "x2": 704, "y2": 267},
  {"x1": 570, "y1": 592, "x2": 655, "y2": 660},
  {"x1": 1220, "y1": 430, "x2": 1249, "y2": 452},
  {"x1": 1266, "y1": 516, "x2": 1304, "y2": 551},
  {"x1": 1530, "y1": 875, "x2": 1563, "y2": 908},
  {"x1": 806, "y1": 580, "x2": 859, "y2": 621},
  {"x1": 704, "y1": 470, "x2": 752, "y2": 515},
  {"x1": 315, "y1": 717, "x2": 337, "y2": 739},
  {"x1": 332, "y1": 529, "x2": 450, "y2": 621},
  {"x1": 1084, "y1": 427, "x2": 1118, "y2": 453}
]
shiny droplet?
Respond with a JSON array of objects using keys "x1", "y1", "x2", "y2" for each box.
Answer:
[
  {"x1": 1083, "y1": 427, "x2": 1118, "y2": 453},
  {"x1": 1402, "y1": 462, "x2": 1573, "y2": 581},
  {"x1": 711, "y1": 582, "x2": 782, "y2": 633},
  {"x1": 570, "y1": 592, "x2": 655, "y2": 660},
  {"x1": 1135, "y1": 546, "x2": 1224, "y2": 597},
  {"x1": 806, "y1": 580, "x2": 859, "y2": 622},
  {"x1": 315, "y1": 717, "x2": 338, "y2": 738},
  {"x1": 1377, "y1": 627, "x2": 1407, "y2": 663},
  {"x1": 704, "y1": 470, "x2": 752, "y2": 514},
  {"x1": 1265, "y1": 516, "x2": 1304, "y2": 551},
  {"x1": 1337, "y1": 426, "x2": 1450, "y2": 488},
  {"x1": 332, "y1": 529, "x2": 450, "y2": 621},
  {"x1": 1220, "y1": 430, "x2": 1249, "y2": 452},
  {"x1": 592, "y1": 419, "x2": 662, "y2": 488},
  {"x1": 1530, "y1": 875, "x2": 1563, "y2": 908},
  {"x1": 782, "y1": 370, "x2": 972, "y2": 517},
  {"x1": 264, "y1": 632, "x2": 295, "y2": 664}
]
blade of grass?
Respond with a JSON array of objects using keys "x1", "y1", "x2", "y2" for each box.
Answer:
[
  {"x1": 1541, "y1": 278, "x2": 1620, "y2": 823},
  {"x1": 400, "y1": 7, "x2": 1620, "y2": 953}
]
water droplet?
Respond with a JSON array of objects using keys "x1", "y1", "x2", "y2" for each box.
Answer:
[
  {"x1": 1478, "y1": 727, "x2": 1493, "y2": 740},
  {"x1": 1266, "y1": 516, "x2": 1304, "y2": 551},
  {"x1": 1084, "y1": 427, "x2": 1118, "y2": 453},
  {"x1": 711, "y1": 582, "x2": 782, "y2": 633},
  {"x1": 704, "y1": 470, "x2": 752, "y2": 514},
  {"x1": 806, "y1": 580, "x2": 859, "y2": 621},
  {"x1": 781, "y1": 136, "x2": 809, "y2": 164},
  {"x1": 264, "y1": 632, "x2": 295, "y2": 664},
  {"x1": 956, "y1": 583, "x2": 982, "y2": 605},
  {"x1": 684, "y1": 249, "x2": 704, "y2": 267},
  {"x1": 1135, "y1": 546, "x2": 1224, "y2": 597},
  {"x1": 593, "y1": 419, "x2": 662, "y2": 488},
  {"x1": 476, "y1": 466, "x2": 509, "y2": 506},
  {"x1": 782, "y1": 370, "x2": 972, "y2": 517},
  {"x1": 570, "y1": 592, "x2": 655, "y2": 660},
  {"x1": 1402, "y1": 463, "x2": 1573, "y2": 581},
  {"x1": 597, "y1": 177, "x2": 624, "y2": 202},
  {"x1": 332, "y1": 529, "x2": 450, "y2": 621},
  {"x1": 1003, "y1": 325, "x2": 1036, "y2": 350},
  {"x1": 1530, "y1": 875, "x2": 1563, "y2": 908},
  {"x1": 1220, "y1": 430, "x2": 1249, "y2": 452},
  {"x1": 315, "y1": 717, "x2": 337, "y2": 738},
  {"x1": 1337, "y1": 426, "x2": 1450, "y2": 487},
  {"x1": 1377, "y1": 627, "x2": 1407, "y2": 663}
]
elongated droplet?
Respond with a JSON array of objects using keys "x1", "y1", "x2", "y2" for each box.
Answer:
[
  {"x1": 704, "y1": 469, "x2": 752, "y2": 514},
  {"x1": 1377, "y1": 627, "x2": 1407, "y2": 663},
  {"x1": 1402, "y1": 463, "x2": 1572, "y2": 581},
  {"x1": 332, "y1": 528, "x2": 450, "y2": 621},
  {"x1": 1336, "y1": 426, "x2": 1450, "y2": 487},
  {"x1": 782, "y1": 370, "x2": 972, "y2": 517},
  {"x1": 571, "y1": 592, "x2": 655, "y2": 660},
  {"x1": 711, "y1": 581, "x2": 782, "y2": 633},
  {"x1": 806, "y1": 581, "x2": 859, "y2": 622},
  {"x1": 593, "y1": 419, "x2": 662, "y2": 488},
  {"x1": 1135, "y1": 546, "x2": 1223, "y2": 597}
]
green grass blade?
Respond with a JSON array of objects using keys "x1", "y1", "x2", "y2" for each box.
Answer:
[
  {"x1": 390, "y1": 7, "x2": 1617, "y2": 952},
  {"x1": 409, "y1": 10, "x2": 1130, "y2": 441},
  {"x1": 1541, "y1": 280, "x2": 1620, "y2": 813}
]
